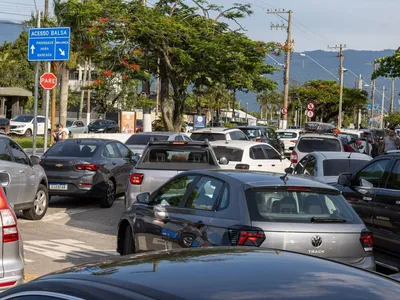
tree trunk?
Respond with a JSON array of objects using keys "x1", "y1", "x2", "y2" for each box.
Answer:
[
  {"x1": 79, "y1": 58, "x2": 88, "y2": 118},
  {"x1": 159, "y1": 59, "x2": 173, "y2": 131},
  {"x1": 231, "y1": 89, "x2": 236, "y2": 122},
  {"x1": 59, "y1": 63, "x2": 69, "y2": 127}
]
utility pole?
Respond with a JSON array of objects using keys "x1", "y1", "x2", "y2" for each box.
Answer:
[
  {"x1": 366, "y1": 62, "x2": 377, "y2": 127},
  {"x1": 32, "y1": 10, "x2": 41, "y2": 156},
  {"x1": 357, "y1": 74, "x2": 363, "y2": 129},
  {"x1": 381, "y1": 86, "x2": 385, "y2": 129},
  {"x1": 328, "y1": 44, "x2": 346, "y2": 129},
  {"x1": 43, "y1": 0, "x2": 50, "y2": 152},
  {"x1": 390, "y1": 78, "x2": 395, "y2": 113},
  {"x1": 86, "y1": 57, "x2": 92, "y2": 125},
  {"x1": 141, "y1": 0, "x2": 152, "y2": 131},
  {"x1": 268, "y1": 9, "x2": 293, "y2": 130}
]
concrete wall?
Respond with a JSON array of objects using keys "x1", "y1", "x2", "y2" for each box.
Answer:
[{"x1": 73, "y1": 133, "x2": 132, "y2": 143}]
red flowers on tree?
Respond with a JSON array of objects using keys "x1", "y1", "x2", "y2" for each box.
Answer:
[
  {"x1": 98, "y1": 17, "x2": 109, "y2": 23},
  {"x1": 103, "y1": 70, "x2": 113, "y2": 76}
]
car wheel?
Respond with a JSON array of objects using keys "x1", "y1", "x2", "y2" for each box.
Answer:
[
  {"x1": 23, "y1": 184, "x2": 48, "y2": 220},
  {"x1": 122, "y1": 225, "x2": 135, "y2": 255},
  {"x1": 25, "y1": 129, "x2": 32, "y2": 137},
  {"x1": 100, "y1": 179, "x2": 115, "y2": 208}
]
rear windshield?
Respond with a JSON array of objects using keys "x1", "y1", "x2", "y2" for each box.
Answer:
[
  {"x1": 246, "y1": 189, "x2": 361, "y2": 224},
  {"x1": 277, "y1": 131, "x2": 297, "y2": 139},
  {"x1": 89, "y1": 120, "x2": 106, "y2": 126},
  {"x1": 298, "y1": 137, "x2": 341, "y2": 152},
  {"x1": 212, "y1": 146, "x2": 243, "y2": 162},
  {"x1": 138, "y1": 146, "x2": 216, "y2": 169},
  {"x1": 45, "y1": 142, "x2": 98, "y2": 157},
  {"x1": 190, "y1": 132, "x2": 226, "y2": 141},
  {"x1": 126, "y1": 134, "x2": 169, "y2": 145},
  {"x1": 239, "y1": 129, "x2": 262, "y2": 138},
  {"x1": 323, "y1": 159, "x2": 369, "y2": 176}
]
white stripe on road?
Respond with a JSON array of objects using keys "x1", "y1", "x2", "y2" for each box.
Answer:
[{"x1": 24, "y1": 258, "x2": 34, "y2": 263}]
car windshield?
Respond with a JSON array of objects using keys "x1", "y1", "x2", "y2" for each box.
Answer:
[
  {"x1": 12, "y1": 115, "x2": 33, "y2": 122},
  {"x1": 66, "y1": 120, "x2": 74, "y2": 127},
  {"x1": 90, "y1": 120, "x2": 106, "y2": 126},
  {"x1": 323, "y1": 159, "x2": 369, "y2": 176},
  {"x1": 190, "y1": 132, "x2": 226, "y2": 141},
  {"x1": 125, "y1": 134, "x2": 169, "y2": 145},
  {"x1": 212, "y1": 146, "x2": 244, "y2": 162},
  {"x1": 245, "y1": 189, "x2": 361, "y2": 224},
  {"x1": 298, "y1": 137, "x2": 341, "y2": 152},
  {"x1": 239, "y1": 129, "x2": 262, "y2": 138},
  {"x1": 45, "y1": 142, "x2": 98, "y2": 157},
  {"x1": 277, "y1": 131, "x2": 297, "y2": 139}
]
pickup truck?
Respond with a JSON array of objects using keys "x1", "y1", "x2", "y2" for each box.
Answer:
[
  {"x1": 0, "y1": 118, "x2": 10, "y2": 134},
  {"x1": 124, "y1": 140, "x2": 221, "y2": 208}
]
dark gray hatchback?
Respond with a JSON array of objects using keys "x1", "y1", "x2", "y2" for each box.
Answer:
[{"x1": 118, "y1": 170, "x2": 375, "y2": 270}]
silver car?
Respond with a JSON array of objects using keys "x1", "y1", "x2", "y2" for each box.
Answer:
[
  {"x1": 125, "y1": 132, "x2": 192, "y2": 156},
  {"x1": 66, "y1": 119, "x2": 88, "y2": 136},
  {"x1": 125, "y1": 140, "x2": 220, "y2": 208},
  {"x1": 290, "y1": 152, "x2": 372, "y2": 184},
  {"x1": 0, "y1": 135, "x2": 48, "y2": 220},
  {"x1": 0, "y1": 172, "x2": 24, "y2": 290},
  {"x1": 117, "y1": 170, "x2": 375, "y2": 270}
]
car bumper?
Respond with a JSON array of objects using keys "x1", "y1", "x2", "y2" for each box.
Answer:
[
  {"x1": 47, "y1": 175, "x2": 107, "y2": 198},
  {"x1": 0, "y1": 258, "x2": 24, "y2": 291},
  {"x1": 9, "y1": 129, "x2": 26, "y2": 135}
]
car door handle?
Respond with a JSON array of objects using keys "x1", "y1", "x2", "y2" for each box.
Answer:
[
  {"x1": 271, "y1": 164, "x2": 275, "y2": 167},
  {"x1": 112, "y1": 162, "x2": 116, "y2": 165},
  {"x1": 194, "y1": 221, "x2": 205, "y2": 228},
  {"x1": 258, "y1": 164, "x2": 262, "y2": 167},
  {"x1": 19, "y1": 170, "x2": 24, "y2": 174},
  {"x1": 363, "y1": 196, "x2": 373, "y2": 201}
]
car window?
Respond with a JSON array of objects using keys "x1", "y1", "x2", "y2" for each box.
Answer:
[
  {"x1": 304, "y1": 156, "x2": 317, "y2": 176},
  {"x1": 7, "y1": 140, "x2": 29, "y2": 165},
  {"x1": 239, "y1": 129, "x2": 262, "y2": 138},
  {"x1": 103, "y1": 143, "x2": 120, "y2": 158},
  {"x1": 185, "y1": 176, "x2": 223, "y2": 210},
  {"x1": 46, "y1": 142, "x2": 98, "y2": 157},
  {"x1": 245, "y1": 189, "x2": 361, "y2": 224},
  {"x1": 297, "y1": 137, "x2": 341, "y2": 152},
  {"x1": 152, "y1": 175, "x2": 196, "y2": 207},
  {"x1": 175, "y1": 135, "x2": 184, "y2": 141},
  {"x1": 294, "y1": 156, "x2": 309, "y2": 174},
  {"x1": 213, "y1": 146, "x2": 243, "y2": 162},
  {"x1": 126, "y1": 134, "x2": 169, "y2": 145},
  {"x1": 0, "y1": 139, "x2": 12, "y2": 162},
  {"x1": 385, "y1": 160, "x2": 400, "y2": 190},
  {"x1": 260, "y1": 145, "x2": 280, "y2": 159},
  {"x1": 250, "y1": 146, "x2": 266, "y2": 159},
  {"x1": 37, "y1": 117, "x2": 45, "y2": 123},
  {"x1": 116, "y1": 142, "x2": 130, "y2": 159},
  {"x1": 323, "y1": 159, "x2": 370, "y2": 176},
  {"x1": 183, "y1": 135, "x2": 191, "y2": 141},
  {"x1": 277, "y1": 131, "x2": 297, "y2": 139},
  {"x1": 355, "y1": 159, "x2": 390, "y2": 188},
  {"x1": 218, "y1": 184, "x2": 229, "y2": 210},
  {"x1": 188, "y1": 132, "x2": 226, "y2": 141},
  {"x1": 266, "y1": 128, "x2": 277, "y2": 139},
  {"x1": 77, "y1": 121, "x2": 84, "y2": 127}
]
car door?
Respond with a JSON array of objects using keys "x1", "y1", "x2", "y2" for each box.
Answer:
[
  {"x1": 249, "y1": 145, "x2": 285, "y2": 172},
  {"x1": 135, "y1": 175, "x2": 197, "y2": 252},
  {"x1": 7, "y1": 139, "x2": 36, "y2": 204},
  {"x1": 37, "y1": 117, "x2": 45, "y2": 135},
  {"x1": 115, "y1": 142, "x2": 136, "y2": 190},
  {"x1": 260, "y1": 144, "x2": 290, "y2": 172},
  {"x1": 373, "y1": 159, "x2": 400, "y2": 256},
  {"x1": 341, "y1": 158, "x2": 391, "y2": 229},
  {"x1": 293, "y1": 155, "x2": 310, "y2": 175},
  {"x1": 0, "y1": 138, "x2": 21, "y2": 207},
  {"x1": 102, "y1": 143, "x2": 126, "y2": 194},
  {"x1": 302, "y1": 155, "x2": 317, "y2": 177}
]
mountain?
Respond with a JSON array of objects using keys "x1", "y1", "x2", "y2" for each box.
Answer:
[{"x1": 0, "y1": 22, "x2": 397, "y2": 112}]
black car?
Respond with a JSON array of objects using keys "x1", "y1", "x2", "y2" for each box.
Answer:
[
  {"x1": 334, "y1": 151, "x2": 400, "y2": 271},
  {"x1": 2, "y1": 248, "x2": 400, "y2": 299},
  {"x1": 236, "y1": 126, "x2": 284, "y2": 154},
  {"x1": 361, "y1": 129, "x2": 383, "y2": 157},
  {"x1": 88, "y1": 119, "x2": 119, "y2": 133},
  {"x1": 40, "y1": 139, "x2": 137, "y2": 208}
]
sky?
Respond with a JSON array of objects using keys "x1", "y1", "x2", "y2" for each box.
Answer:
[{"x1": 1, "y1": 0, "x2": 399, "y2": 51}]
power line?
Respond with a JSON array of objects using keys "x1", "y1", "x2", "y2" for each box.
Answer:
[
  {"x1": 0, "y1": 1, "x2": 37, "y2": 7},
  {"x1": 0, "y1": 11, "x2": 32, "y2": 17}
]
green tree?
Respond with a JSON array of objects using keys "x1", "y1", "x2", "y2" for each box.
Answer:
[
  {"x1": 372, "y1": 48, "x2": 400, "y2": 79},
  {"x1": 384, "y1": 111, "x2": 400, "y2": 127}
]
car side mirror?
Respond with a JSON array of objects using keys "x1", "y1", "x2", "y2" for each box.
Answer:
[
  {"x1": 280, "y1": 154, "x2": 286, "y2": 161},
  {"x1": 0, "y1": 172, "x2": 11, "y2": 187},
  {"x1": 338, "y1": 172, "x2": 352, "y2": 186},
  {"x1": 285, "y1": 167, "x2": 294, "y2": 174},
  {"x1": 219, "y1": 157, "x2": 229, "y2": 165},
  {"x1": 30, "y1": 155, "x2": 41, "y2": 166},
  {"x1": 136, "y1": 192, "x2": 150, "y2": 204}
]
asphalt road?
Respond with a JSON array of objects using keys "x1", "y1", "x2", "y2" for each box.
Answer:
[{"x1": 17, "y1": 195, "x2": 125, "y2": 281}]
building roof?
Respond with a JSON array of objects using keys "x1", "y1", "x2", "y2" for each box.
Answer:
[
  {"x1": 0, "y1": 87, "x2": 32, "y2": 97},
  {"x1": 220, "y1": 109, "x2": 257, "y2": 120}
]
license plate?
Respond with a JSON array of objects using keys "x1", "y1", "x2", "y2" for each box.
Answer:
[{"x1": 49, "y1": 183, "x2": 68, "y2": 191}]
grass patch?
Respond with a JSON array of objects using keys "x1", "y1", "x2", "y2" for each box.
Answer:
[{"x1": 13, "y1": 137, "x2": 51, "y2": 149}]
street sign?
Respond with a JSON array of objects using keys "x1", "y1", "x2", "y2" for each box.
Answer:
[
  {"x1": 28, "y1": 27, "x2": 71, "y2": 61},
  {"x1": 40, "y1": 73, "x2": 57, "y2": 90},
  {"x1": 306, "y1": 110, "x2": 314, "y2": 118},
  {"x1": 194, "y1": 115, "x2": 206, "y2": 128},
  {"x1": 281, "y1": 108, "x2": 288, "y2": 115},
  {"x1": 307, "y1": 102, "x2": 315, "y2": 110}
]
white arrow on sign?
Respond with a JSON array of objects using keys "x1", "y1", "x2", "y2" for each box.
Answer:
[
  {"x1": 30, "y1": 45, "x2": 35, "y2": 54},
  {"x1": 59, "y1": 48, "x2": 65, "y2": 56}
]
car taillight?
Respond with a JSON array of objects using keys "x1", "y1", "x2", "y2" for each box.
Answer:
[
  {"x1": 235, "y1": 164, "x2": 250, "y2": 170},
  {"x1": 369, "y1": 141, "x2": 374, "y2": 145},
  {"x1": 290, "y1": 151, "x2": 298, "y2": 164},
  {"x1": 130, "y1": 173, "x2": 144, "y2": 185},
  {"x1": 356, "y1": 140, "x2": 362, "y2": 145},
  {"x1": 75, "y1": 164, "x2": 99, "y2": 171},
  {"x1": 228, "y1": 226, "x2": 265, "y2": 247},
  {"x1": 290, "y1": 140, "x2": 297, "y2": 143},
  {"x1": 360, "y1": 231, "x2": 373, "y2": 252},
  {"x1": 0, "y1": 188, "x2": 18, "y2": 243},
  {"x1": 256, "y1": 138, "x2": 263, "y2": 142},
  {"x1": 39, "y1": 161, "x2": 44, "y2": 167}
]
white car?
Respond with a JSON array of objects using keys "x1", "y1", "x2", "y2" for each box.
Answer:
[
  {"x1": 10, "y1": 115, "x2": 51, "y2": 137},
  {"x1": 211, "y1": 140, "x2": 290, "y2": 173},
  {"x1": 190, "y1": 127, "x2": 249, "y2": 141},
  {"x1": 276, "y1": 129, "x2": 304, "y2": 156}
]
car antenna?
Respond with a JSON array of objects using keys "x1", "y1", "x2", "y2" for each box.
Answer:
[
  {"x1": 279, "y1": 165, "x2": 291, "y2": 183},
  {"x1": 347, "y1": 151, "x2": 353, "y2": 159}
]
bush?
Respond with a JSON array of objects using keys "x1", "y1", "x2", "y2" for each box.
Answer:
[{"x1": 12, "y1": 136, "x2": 50, "y2": 149}]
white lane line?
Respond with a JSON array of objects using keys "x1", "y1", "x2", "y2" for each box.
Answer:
[
  {"x1": 24, "y1": 245, "x2": 83, "y2": 259},
  {"x1": 53, "y1": 239, "x2": 115, "y2": 256},
  {"x1": 24, "y1": 258, "x2": 34, "y2": 263}
]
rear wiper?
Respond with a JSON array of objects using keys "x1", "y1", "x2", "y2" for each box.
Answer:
[{"x1": 310, "y1": 217, "x2": 347, "y2": 223}]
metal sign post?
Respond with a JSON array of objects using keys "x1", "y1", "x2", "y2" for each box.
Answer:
[
  {"x1": 32, "y1": 11, "x2": 41, "y2": 156},
  {"x1": 44, "y1": 62, "x2": 51, "y2": 152}
]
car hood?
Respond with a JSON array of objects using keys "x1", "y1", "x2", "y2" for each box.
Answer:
[
  {"x1": 35, "y1": 247, "x2": 400, "y2": 300},
  {"x1": 10, "y1": 121, "x2": 29, "y2": 126},
  {"x1": 314, "y1": 175, "x2": 339, "y2": 185}
]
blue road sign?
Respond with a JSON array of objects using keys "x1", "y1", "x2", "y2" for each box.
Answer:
[{"x1": 28, "y1": 27, "x2": 70, "y2": 61}]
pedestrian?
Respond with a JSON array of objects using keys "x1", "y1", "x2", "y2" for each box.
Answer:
[
  {"x1": 52, "y1": 123, "x2": 69, "y2": 145},
  {"x1": 97, "y1": 115, "x2": 103, "y2": 120},
  {"x1": 382, "y1": 125, "x2": 400, "y2": 153}
]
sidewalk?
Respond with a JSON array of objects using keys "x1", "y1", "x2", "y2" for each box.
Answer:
[{"x1": 23, "y1": 148, "x2": 45, "y2": 157}]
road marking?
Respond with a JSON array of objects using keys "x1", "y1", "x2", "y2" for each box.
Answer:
[
  {"x1": 41, "y1": 209, "x2": 94, "y2": 222},
  {"x1": 24, "y1": 258, "x2": 34, "y2": 263},
  {"x1": 24, "y1": 239, "x2": 117, "y2": 260},
  {"x1": 24, "y1": 273, "x2": 38, "y2": 282}
]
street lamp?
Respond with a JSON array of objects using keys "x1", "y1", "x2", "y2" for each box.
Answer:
[{"x1": 300, "y1": 53, "x2": 339, "y2": 81}]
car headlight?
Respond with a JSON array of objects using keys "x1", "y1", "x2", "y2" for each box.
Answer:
[
  {"x1": 16, "y1": 125, "x2": 25, "y2": 128},
  {"x1": 97, "y1": 128, "x2": 105, "y2": 131}
]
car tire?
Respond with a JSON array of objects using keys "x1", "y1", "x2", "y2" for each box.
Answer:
[
  {"x1": 25, "y1": 129, "x2": 32, "y2": 137},
  {"x1": 100, "y1": 179, "x2": 115, "y2": 208},
  {"x1": 122, "y1": 225, "x2": 135, "y2": 255},
  {"x1": 23, "y1": 184, "x2": 48, "y2": 221}
]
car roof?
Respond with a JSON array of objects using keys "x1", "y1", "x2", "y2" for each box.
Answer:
[
  {"x1": 61, "y1": 138, "x2": 116, "y2": 144},
  {"x1": 210, "y1": 140, "x2": 262, "y2": 148},
  {"x1": 276, "y1": 129, "x2": 303, "y2": 132},
  {"x1": 8, "y1": 248, "x2": 399, "y2": 300},
  {"x1": 134, "y1": 131, "x2": 183, "y2": 136},
  {"x1": 300, "y1": 133, "x2": 339, "y2": 139},
  {"x1": 309, "y1": 151, "x2": 372, "y2": 160},
  {"x1": 193, "y1": 127, "x2": 239, "y2": 133}
]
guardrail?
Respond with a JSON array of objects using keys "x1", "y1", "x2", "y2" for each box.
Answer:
[{"x1": 73, "y1": 133, "x2": 132, "y2": 143}]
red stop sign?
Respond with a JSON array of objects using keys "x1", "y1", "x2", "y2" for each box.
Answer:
[{"x1": 40, "y1": 73, "x2": 57, "y2": 90}]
